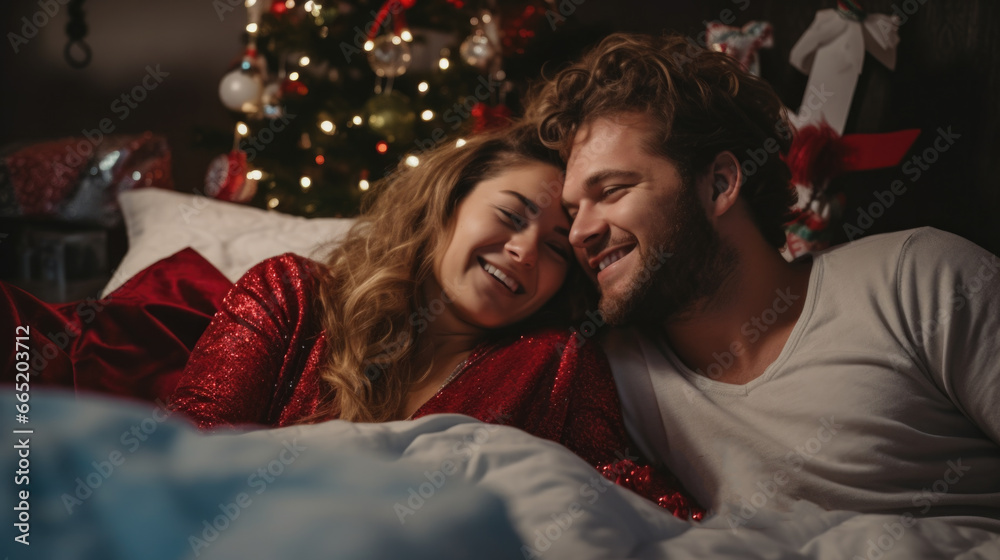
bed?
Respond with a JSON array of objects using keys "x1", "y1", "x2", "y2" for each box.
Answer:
[
  {"x1": 8, "y1": 391, "x2": 999, "y2": 559},
  {"x1": 5, "y1": 188, "x2": 1000, "y2": 559}
]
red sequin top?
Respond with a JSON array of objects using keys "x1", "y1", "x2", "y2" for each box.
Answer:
[{"x1": 168, "y1": 254, "x2": 703, "y2": 520}]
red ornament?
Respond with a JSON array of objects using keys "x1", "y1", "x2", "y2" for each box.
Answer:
[
  {"x1": 470, "y1": 103, "x2": 512, "y2": 134},
  {"x1": 270, "y1": 0, "x2": 287, "y2": 15},
  {"x1": 204, "y1": 150, "x2": 256, "y2": 203},
  {"x1": 280, "y1": 78, "x2": 309, "y2": 98},
  {"x1": 784, "y1": 121, "x2": 849, "y2": 196},
  {"x1": 498, "y1": 1, "x2": 547, "y2": 56}
]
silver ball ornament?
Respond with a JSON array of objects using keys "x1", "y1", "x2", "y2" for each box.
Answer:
[
  {"x1": 367, "y1": 35, "x2": 412, "y2": 78},
  {"x1": 459, "y1": 31, "x2": 496, "y2": 70}
]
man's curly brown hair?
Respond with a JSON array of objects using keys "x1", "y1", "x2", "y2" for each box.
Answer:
[{"x1": 528, "y1": 32, "x2": 797, "y2": 248}]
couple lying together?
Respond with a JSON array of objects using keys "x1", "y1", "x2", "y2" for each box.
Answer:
[
  {"x1": 169, "y1": 33, "x2": 999, "y2": 531},
  {"x1": 172, "y1": 35, "x2": 1000, "y2": 532},
  {"x1": 169, "y1": 69, "x2": 699, "y2": 512}
]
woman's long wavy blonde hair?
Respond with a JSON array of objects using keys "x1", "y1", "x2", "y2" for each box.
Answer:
[{"x1": 310, "y1": 123, "x2": 583, "y2": 423}]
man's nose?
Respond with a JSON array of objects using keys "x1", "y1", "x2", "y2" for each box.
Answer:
[{"x1": 568, "y1": 203, "x2": 605, "y2": 249}]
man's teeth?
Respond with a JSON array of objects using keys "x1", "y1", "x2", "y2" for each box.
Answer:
[
  {"x1": 599, "y1": 249, "x2": 630, "y2": 271},
  {"x1": 482, "y1": 262, "x2": 519, "y2": 293}
]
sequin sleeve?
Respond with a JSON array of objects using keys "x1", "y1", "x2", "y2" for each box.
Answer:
[
  {"x1": 168, "y1": 254, "x2": 318, "y2": 429},
  {"x1": 559, "y1": 334, "x2": 704, "y2": 521}
]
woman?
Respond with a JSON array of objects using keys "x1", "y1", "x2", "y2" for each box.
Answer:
[{"x1": 168, "y1": 123, "x2": 702, "y2": 518}]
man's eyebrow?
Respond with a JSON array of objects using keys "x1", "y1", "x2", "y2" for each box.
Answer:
[
  {"x1": 501, "y1": 190, "x2": 539, "y2": 214},
  {"x1": 584, "y1": 169, "x2": 643, "y2": 190}
]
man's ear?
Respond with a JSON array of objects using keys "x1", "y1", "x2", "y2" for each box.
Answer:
[{"x1": 706, "y1": 151, "x2": 742, "y2": 218}]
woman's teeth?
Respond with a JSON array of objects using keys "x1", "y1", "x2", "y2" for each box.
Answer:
[{"x1": 481, "y1": 261, "x2": 520, "y2": 293}]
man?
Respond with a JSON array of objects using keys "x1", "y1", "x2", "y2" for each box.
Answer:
[{"x1": 530, "y1": 33, "x2": 1000, "y2": 532}]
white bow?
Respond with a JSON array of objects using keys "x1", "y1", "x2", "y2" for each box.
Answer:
[{"x1": 788, "y1": 9, "x2": 901, "y2": 135}]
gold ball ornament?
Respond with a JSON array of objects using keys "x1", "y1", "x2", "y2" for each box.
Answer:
[{"x1": 363, "y1": 90, "x2": 416, "y2": 144}]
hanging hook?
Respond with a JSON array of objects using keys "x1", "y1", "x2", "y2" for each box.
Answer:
[{"x1": 64, "y1": 0, "x2": 91, "y2": 69}]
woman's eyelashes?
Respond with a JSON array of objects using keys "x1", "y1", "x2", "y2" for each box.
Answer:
[
  {"x1": 496, "y1": 206, "x2": 571, "y2": 261},
  {"x1": 546, "y1": 241, "x2": 571, "y2": 261},
  {"x1": 497, "y1": 207, "x2": 529, "y2": 231}
]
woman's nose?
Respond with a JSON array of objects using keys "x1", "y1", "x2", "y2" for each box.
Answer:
[{"x1": 506, "y1": 233, "x2": 538, "y2": 268}]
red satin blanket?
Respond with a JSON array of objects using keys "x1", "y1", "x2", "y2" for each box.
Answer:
[{"x1": 2, "y1": 248, "x2": 231, "y2": 403}]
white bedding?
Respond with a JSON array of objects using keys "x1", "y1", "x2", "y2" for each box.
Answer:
[
  {"x1": 103, "y1": 189, "x2": 354, "y2": 297},
  {"x1": 6, "y1": 390, "x2": 998, "y2": 559}
]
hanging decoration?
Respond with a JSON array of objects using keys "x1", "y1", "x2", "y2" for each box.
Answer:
[
  {"x1": 459, "y1": 29, "x2": 496, "y2": 70},
  {"x1": 470, "y1": 102, "x2": 511, "y2": 134},
  {"x1": 64, "y1": 0, "x2": 92, "y2": 69},
  {"x1": 269, "y1": 0, "x2": 288, "y2": 16},
  {"x1": 209, "y1": 0, "x2": 266, "y2": 204},
  {"x1": 363, "y1": 90, "x2": 416, "y2": 144},
  {"x1": 778, "y1": 0, "x2": 921, "y2": 257},
  {"x1": 219, "y1": 1, "x2": 267, "y2": 114},
  {"x1": 783, "y1": 122, "x2": 920, "y2": 258},
  {"x1": 260, "y1": 80, "x2": 285, "y2": 118},
  {"x1": 705, "y1": 21, "x2": 773, "y2": 76},
  {"x1": 219, "y1": 51, "x2": 266, "y2": 113},
  {"x1": 367, "y1": 34, "x2": 413, "y2": 78},
  {"x1": 459, "y1": 9, "x2": 510, "y2": 133},
  {"x1": 363, "y1": 1, "x2": 415, "y2": 77},
  {"x1": 787, "y1": 0, "x2": 900, "y2": 134},
  {"x1": 204, "y1": 143, "x2": 257, "y2": 203},
  {"x1": 497, "y1": 1, "x2": 547, "y2": 56},
  {"x1": 366, "y1": 0, "x2": 417, "y2": 41},
  {"x1": 360, "y1": 0, "x2": 418, "y2": 144},
  {"x1": 258, "y1": 8, "x2": 286, "y2": 120},
  {"x1": 459, "y1": 10, "x2": 500, "y2": 71}
]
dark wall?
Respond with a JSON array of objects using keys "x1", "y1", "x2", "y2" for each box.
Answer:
[{"x1": 1, "y1": 0, "x2": 247, "y2": 190}]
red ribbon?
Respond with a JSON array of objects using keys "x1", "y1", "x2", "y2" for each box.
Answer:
[
  {"x1": 785, "y1": 121, "x2": 920, "y2": 189},
  {"x1": 367, "y1": 0, "x2": 416, "y2": 41},
  {"x1": 840, "y1": 129, "x2": 921, "y2": 171}
]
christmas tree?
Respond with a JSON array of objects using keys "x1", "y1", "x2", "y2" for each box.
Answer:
[{"x1": 208, "y1": 0, "x2": 573, "y2": 217}]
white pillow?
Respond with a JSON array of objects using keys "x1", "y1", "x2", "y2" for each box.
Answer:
[{"x1": 102, "y1": 189, "x2": 355, "y2": 297}]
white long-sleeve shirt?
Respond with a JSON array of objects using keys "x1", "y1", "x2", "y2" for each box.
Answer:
[{"x1": 604, "y1": 228, "x2": 1000, "y2": 532}]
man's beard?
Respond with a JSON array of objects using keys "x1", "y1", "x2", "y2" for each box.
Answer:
[{"x1": 599, "y1": 183, "x2": 737, "y2": 326}]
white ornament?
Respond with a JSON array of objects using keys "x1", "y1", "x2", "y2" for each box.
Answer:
[{"x1": 219, "y1": 68, "x2": 263, "y2": 113}]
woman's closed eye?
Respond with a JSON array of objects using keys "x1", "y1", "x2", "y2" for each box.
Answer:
[
  {"x1": 497, "y1": 207, "x2": 529, "y2": 231},
  {"x1": 498, "y1": 207, "x2": 570, "y2": 260},
  {"x1": 546, "y1": 241, "x2": 571, "y2": 261}
]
